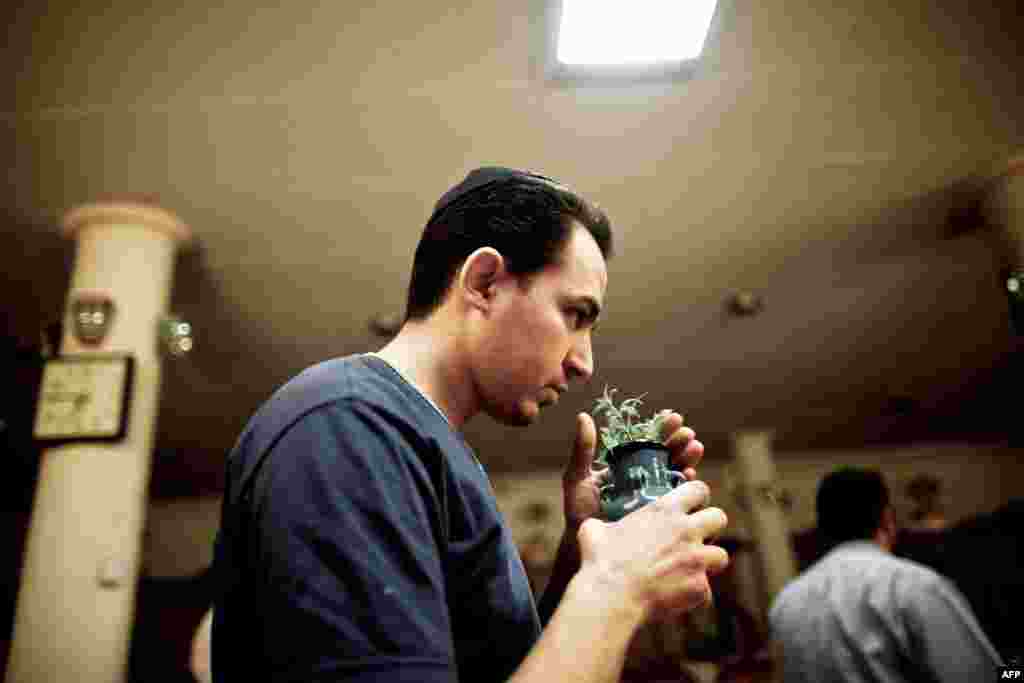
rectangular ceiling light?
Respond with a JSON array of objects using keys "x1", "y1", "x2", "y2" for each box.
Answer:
[{"x1": 556, "y1": 0, "x2": 718, "y2": 67}]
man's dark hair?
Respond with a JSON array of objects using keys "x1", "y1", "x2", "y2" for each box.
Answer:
[
  {"x1": 405, "y1": 168, "x2": 613, "y2": 322},
  {"x1": 816, "y1": 467, "x2": 891, "y2": 546}
]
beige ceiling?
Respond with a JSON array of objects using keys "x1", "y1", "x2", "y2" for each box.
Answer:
[{"x1": 3, "y1": 0, "x2": 1022, "y2": 492}]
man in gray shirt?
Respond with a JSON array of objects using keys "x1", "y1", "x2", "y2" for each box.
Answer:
[{"x1": 769, "y1": 467, "x2": 1002, "y2": 683}]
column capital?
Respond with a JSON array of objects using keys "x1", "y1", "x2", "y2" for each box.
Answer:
[
  {"x1": 62, "y1": 196, "x2": 191, "y2": 244},
  {"x1": 730, "y1": 429, "x2": 776, "y2": 449}
]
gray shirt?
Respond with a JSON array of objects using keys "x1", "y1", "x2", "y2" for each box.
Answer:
[{"x1": 768, "y1": 540, "x2": 1002, "y2": 683}]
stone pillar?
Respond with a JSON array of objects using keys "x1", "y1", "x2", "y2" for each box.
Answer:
[
  {"x1": 730, "y1": 430, "x2": 798, "y2": 617},
  {"x1": 6, "y1": 200, "x2": 190, "y2": 683}
]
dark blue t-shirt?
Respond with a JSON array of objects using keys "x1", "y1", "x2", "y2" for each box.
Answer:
[{"x1": 211, "y1": 354, "x2": 541, "y2": 682}]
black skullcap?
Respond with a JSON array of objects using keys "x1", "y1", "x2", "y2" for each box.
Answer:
[{"x1": 429, "y1": 166, "x2": 565, "y2": 224}]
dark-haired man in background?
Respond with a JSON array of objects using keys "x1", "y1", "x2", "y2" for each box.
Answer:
[
  {"x1": 768, "y1": 466, "x2": 1001, "y2": 682},
  {"x1": 210, "y1": 167, "x2": 730, "y2": 682}
]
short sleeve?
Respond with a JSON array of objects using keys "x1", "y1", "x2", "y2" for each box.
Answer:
[{"x1": 249, "y1": 398, "x2": 457, "y2": 682}]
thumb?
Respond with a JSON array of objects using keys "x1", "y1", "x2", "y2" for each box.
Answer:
[
  {"x1": 576, "y1": 517, "x2": 604, "y2": 562},
  {"x1": 568, "y1": 412, "x2": 597, "y2": 481}
]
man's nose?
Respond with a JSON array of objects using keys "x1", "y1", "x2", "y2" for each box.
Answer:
[{"x1": 565, "y1": 334, "x2": 594, "y2": 382}]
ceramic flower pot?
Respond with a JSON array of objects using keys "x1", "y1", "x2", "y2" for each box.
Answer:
[{"x1": 599, "y1": 440, "x2": 684, "y2": 522}]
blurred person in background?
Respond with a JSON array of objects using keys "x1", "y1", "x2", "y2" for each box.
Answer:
[
  {"x1": 892, "y1": 473, "x2": 947, "y2": 572},
  {"x1": 903, "y1": 473, "x2": 947, "y2": 531},
  {"x1": 769, "y1": 466, "x2": 1001, "y2": 683}
]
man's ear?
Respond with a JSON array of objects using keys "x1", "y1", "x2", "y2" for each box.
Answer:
[
  {"x1": 881, "y1": 506, "x2": 898, "y2": 540},
  {"x1": 457, "y1": 247, "x2": 506, "y2": 311}
]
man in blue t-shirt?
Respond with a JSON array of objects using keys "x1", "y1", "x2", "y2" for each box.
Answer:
[{"x1": 211, "y1": 167, "x2": 730, "y2": 682}]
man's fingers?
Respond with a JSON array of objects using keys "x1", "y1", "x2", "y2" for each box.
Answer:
[
  {"x1": 568, "y1": 413, "x2": 597, "y2": 481},
  {"x1": 668, "y1": 433, "x2": 702, "y2": 463},
  {"x1": 659, "y1": 414, "x2": 705, "y2": 475},
  {"x1": 659, "y1": 412, "x2": 684, "y2": 441},
  {"x1": 664, "y1": 422, "x2": 704, "y2": 474},
  {"x1": 687, "y1": 506, "x2": 729, "y2": 541},
  {"x1": 660, "y1": 479, "x2": 710, "y2": 513},
  {"x1": 701, "y1": 544, "x2": 731, "y2": 575},
  {"x1": 664, "y1": 423, "x2": 694, "y2": 448}
]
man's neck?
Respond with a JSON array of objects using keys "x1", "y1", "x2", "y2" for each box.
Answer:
[
  {"x1": 872, "y1": 531, "x2": 893, "y2": 553},
  {"x1": 373, "y1": 320, "x2": 477, "y2": 429}
]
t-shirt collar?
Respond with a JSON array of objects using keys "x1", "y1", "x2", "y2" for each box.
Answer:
[{"x1": 363, "y1": 352, "x2": 452, "y2": 427}]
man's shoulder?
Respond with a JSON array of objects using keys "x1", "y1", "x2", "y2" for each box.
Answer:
[
  {"x1": 771, "y1": 544, "x2": 877, "y2": 612},
  {"x1": 273, "y1": 354, "x2": 384, "y2": 408},
  {"x1": 255, "y1": 354, "x2": 419, "y2": 434},
  {"x1": 827, "y1": 543, "x2": 951, "y2": 604},
  {"x1": 225, "y1": 355, "x2": 433, "y2": 493},
  {"x1": 884, "y1": 551, "x2": 949, "y2": 593},
  {"x1": 823, "y1": 542, "x2": 945, "y2": 588},
  {"x1": 770, "y1": 564, "x2": 821, "y2": 618}
]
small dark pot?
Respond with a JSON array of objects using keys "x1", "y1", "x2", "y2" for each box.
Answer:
[{"x1": 599, "y1": 440, "x2": 684, "y2": 522}]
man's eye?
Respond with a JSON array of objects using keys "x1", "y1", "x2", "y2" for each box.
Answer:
[{"x1": 569, "y1": 308, "x2": 594, "y2": 330}]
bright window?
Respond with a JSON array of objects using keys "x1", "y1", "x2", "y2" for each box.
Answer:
[{"x1": 556, "y1": 0, "x2": 718, "y2": 67}]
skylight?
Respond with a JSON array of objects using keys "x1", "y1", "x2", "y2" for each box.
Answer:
[{"x1": 556, "y1": 0, "x2": 718, "y2": 67}]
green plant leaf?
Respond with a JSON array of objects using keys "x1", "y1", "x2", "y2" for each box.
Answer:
[{"x1": 590, "y1": 387, "x2": 679, "y2": 454}]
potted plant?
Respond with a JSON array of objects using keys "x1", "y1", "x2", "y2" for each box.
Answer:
[{"x1": 592, "y1": 386, "x2": 685, "y2": 521}]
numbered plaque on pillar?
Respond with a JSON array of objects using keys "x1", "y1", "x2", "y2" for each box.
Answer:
[{"x1": 33, "y1": 354, "x2": 135, "y2": 443}]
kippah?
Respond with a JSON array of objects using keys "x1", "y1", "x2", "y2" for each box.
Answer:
[{"x1": 429, "y1": 166, "x2": 564, "y2": 223}]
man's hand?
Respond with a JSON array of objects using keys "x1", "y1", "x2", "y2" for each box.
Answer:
[
  {"x1": 538, "y1": 412, "x2": 712, "y2": 625},
  {"x1": 577, "y1": 480, "x2": 730, "y2": 620},
  {"x1": 562, "y1": 412, "x2": 704, "y2": 530},
  {"x1": 514, "y1": 480, "x2": 729, "y2": 683}
]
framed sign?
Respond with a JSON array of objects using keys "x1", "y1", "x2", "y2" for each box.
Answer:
[{"x1": 33, "y1": 354, "x2": 135, "y2": 443}]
